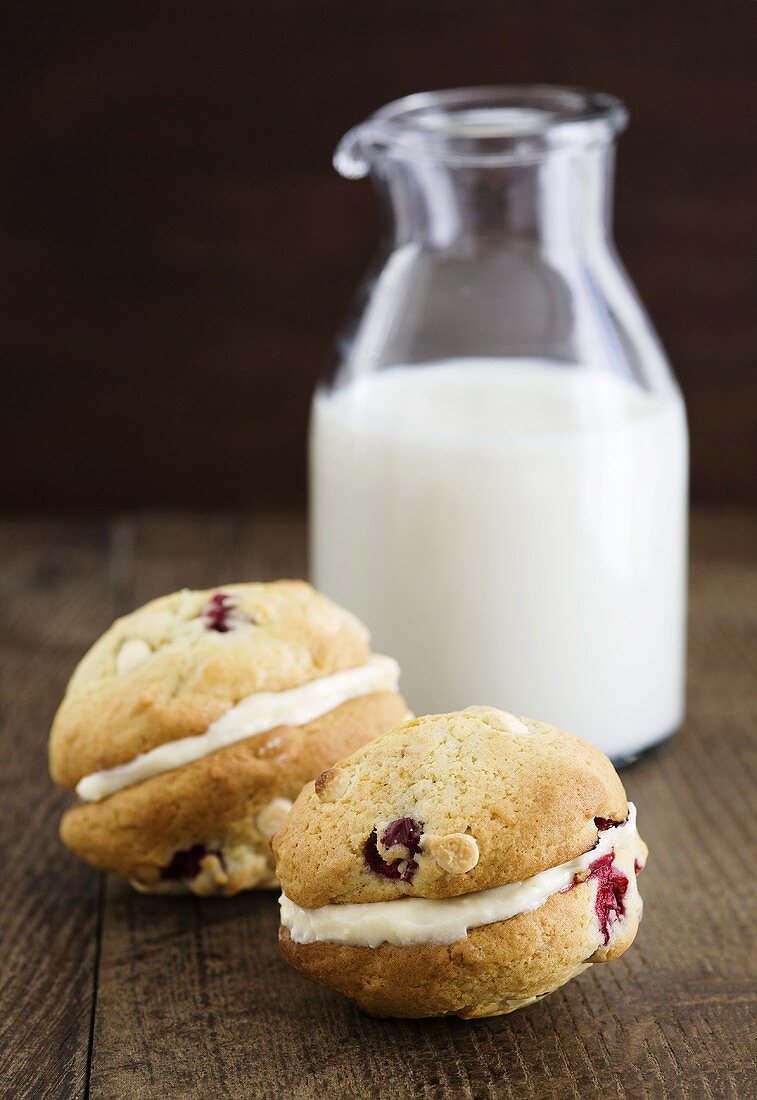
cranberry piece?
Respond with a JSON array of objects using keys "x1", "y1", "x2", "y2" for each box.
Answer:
[
  {"x1": 364, "y1": 817, "x2": 423, "y2": 884},
  {"x1": 634, "y1": 858, "x2": 644, "y2": 874},
  {"x1": 381, "y1": 817, "x2": 423, "y2": 854},
  {"x1": 203, "y1": 592, "x2": 237, "y2": 632},
  {"x1": 160, "y1": 843, "x2": 223, "y2": 882},
  {"x1": 364, "y1": 832, "x2": 405, "y2": 881},
  {"x1": 594, "y1": 816, "x2": 625, "y2": 831},
  {"x1": 588, "y1": 851, "x2": 629, "y2": 944}
]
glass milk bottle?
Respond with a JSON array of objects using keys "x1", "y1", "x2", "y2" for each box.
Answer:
[{"x1": 310, "y1": 87, "x2": 688, "y2": 762}]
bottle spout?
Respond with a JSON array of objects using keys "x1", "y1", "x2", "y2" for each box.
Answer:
[{"x1": 333, "y1": 123, "x2": 378, "y2": 180}]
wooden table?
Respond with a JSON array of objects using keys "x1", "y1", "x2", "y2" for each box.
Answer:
[{"x1": 2, "y1": 511, "x2": 755, "y2": 1099}]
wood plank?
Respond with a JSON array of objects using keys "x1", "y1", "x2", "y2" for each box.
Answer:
[
  {"x1": 0, "y1": 520, "x2": 114, "y2": 1100},
  {"x1": 85, "y1": 510, "x2": 757, "y2": 1098}
]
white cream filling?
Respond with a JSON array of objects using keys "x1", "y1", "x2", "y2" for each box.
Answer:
[
  {"x1": 280, "y1": 803, "x2": 641, "y2": 948},
  {"x1": 76, "y1": 654, "x2": 400, "y2": 802}
]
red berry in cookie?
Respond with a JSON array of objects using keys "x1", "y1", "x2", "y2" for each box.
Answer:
[
  {"x1": 203, "y1": 592, "x2": 240, "y2": 632},
  {"x1": 364, "y1": 817, "x2": 423, "y2": 883},
  {"x1": 587, "y1": 852, "x2": 629, "y2": 944},
  {"x1": 161, "y1": 843, "x2": 223, "y2": 883}
]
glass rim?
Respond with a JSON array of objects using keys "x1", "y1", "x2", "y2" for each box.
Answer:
[{"x1": 335, "y1": 85, "x2": 628, "y2": 178}]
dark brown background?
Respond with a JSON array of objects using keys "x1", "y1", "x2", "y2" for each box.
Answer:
[{"x1": 2, "y1": 0, "x2": 755, "y2": 511}]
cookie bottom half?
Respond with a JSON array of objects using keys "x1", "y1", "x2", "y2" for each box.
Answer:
[
  {"x1": 60, "y1": 691, "x2": 407, "y2": 895},
  {"x1": 279, "y1": 876, "x2": 643, "y2": 1018}
]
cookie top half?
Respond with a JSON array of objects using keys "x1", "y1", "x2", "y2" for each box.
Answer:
[
  {"x1": 272, "y1": 707, "x2": 628, "y2": 908},
  {"x1": 50, "y1": 581, "x2": 373, "y2": 789}
]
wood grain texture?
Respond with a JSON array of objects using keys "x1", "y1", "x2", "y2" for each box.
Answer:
[
  {"x1": 0, "y1": 522, "x2": 112, "y2": 1100},
  {"x1": 1, "y1": 1, "x2": 756, "y2": 510},
  {"x1": 2, "y1": 510, "x2": 756, "y2": 1099}
]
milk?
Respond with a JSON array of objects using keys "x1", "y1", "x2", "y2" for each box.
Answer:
[{"x1": 310, "y1": 359, "x2": 688, "y2": 760}]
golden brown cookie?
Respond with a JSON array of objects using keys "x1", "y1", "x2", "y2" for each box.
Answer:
[
  {"x1": 50, "y1": 581, "x2": 407, "y2": 895},
  {"x1": 274, "y1": 707, "x2": 647, "y2": 1017}
]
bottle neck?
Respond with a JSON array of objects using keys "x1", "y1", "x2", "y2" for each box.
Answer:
[{"x1": 374, "y1": 146, "x2": 614, "y2": 255}]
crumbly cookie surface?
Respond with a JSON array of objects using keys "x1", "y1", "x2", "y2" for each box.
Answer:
[
  {"x1": 273, "y1": 707, "x2": 627, "y2": 908},
  {"x1": 50, "y1": 581, "x2": 372, "y2": 788}
]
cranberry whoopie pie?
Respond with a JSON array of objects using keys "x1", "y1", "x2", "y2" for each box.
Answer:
[
  {"x1": 49, "y1": 581, "x2": 406, "y2": 895},
  {"x1": 274, "y1": 706, "x2": 647, "y2": 1018}
]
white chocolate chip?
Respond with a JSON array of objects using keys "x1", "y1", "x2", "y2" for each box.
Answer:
[
  {"x1": 191, "y1": 853, "x2": 230, "y2": 896},
  {"x1": 222, "y1": 845, "x2": 271, "y2": 888},
  {"x1": 116, "y1": 638, "x2": 152, "y2": 676},
  {"x1": 464, "y1": 706, "x2": 529, "y2": 735},
  {"x1": 256, "y1": 797, "x2": 293, "y2": 840},
  {"x1": 315, "y1": 767, "x2": 350, "y2": 803},
  {"x1": 427, "y1": 833, "x2": 480, "y2": 875}
]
